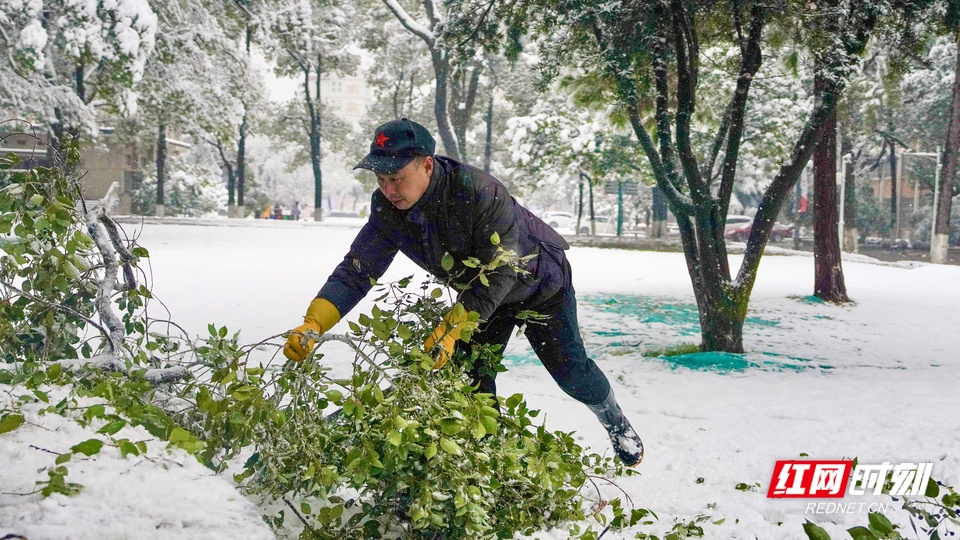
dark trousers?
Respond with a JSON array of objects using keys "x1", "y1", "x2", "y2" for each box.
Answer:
[{"x1": 458, "y1": 284, "x2": 611, "y2": 407}]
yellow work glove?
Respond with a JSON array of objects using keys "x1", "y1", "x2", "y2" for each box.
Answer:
[
  {"x1": 423, "y1": 304, "x2": 471, "y2": 369},
  {"x1": 283, "y1": 297, "x2": 341, "y2": 362}
]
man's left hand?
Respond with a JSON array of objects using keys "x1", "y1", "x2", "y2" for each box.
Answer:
[{"x1": 423, "y1": 304, "x2": 471, "y2": 369}]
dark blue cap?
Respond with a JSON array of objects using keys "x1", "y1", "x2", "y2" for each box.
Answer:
[{"x1": 354, "y1": 118, "x2": 436, "y2": 174}]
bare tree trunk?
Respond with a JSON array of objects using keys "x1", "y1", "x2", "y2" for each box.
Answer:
[
  {"x1": 588, "y1": 174, "x2": 596, "y2": 235},
  {"x1": 213, "y1": 138, "x2": 236, "y2": 212},
  {"x1": 226, "y1": 138, "x2": 236, "y2": 211},
  {"x1": 306, "y1": 60, "x2": 324, "y2": 222},
  {"x1": 430, "y1": 50, "x2": 464, "y2": 161},
  {"x1": 888, "y1": 136, "x2": 898, "y2": 239},
  {"x1": 650, "y1": 185, "x2": 668, "y2": 238},
  {"x1": 155, "y1": 122, "x2": 167, "y2": 218},
  {"x1": 933, "y1": 35, "x2": 960, "y2": 264},
  {"x1": 577, "y1": 179, "x2": 584, "y2": 234},
  {"x1": 812, "y1": 74, "x2": 849, "y2": 303},
  {"x1": 233, "y1": 114, "x2": 247, "y2": 218},
  {"x1": 232, "y1": 25, "x2": 254, "y2": 219},
  {"x1": 483, "y1": 91, "x2": 493, "y2": 173}
]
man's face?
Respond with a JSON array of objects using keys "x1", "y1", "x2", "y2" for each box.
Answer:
[{"x1": 376, "y1": 156, "x2": 433, "y2": 210}]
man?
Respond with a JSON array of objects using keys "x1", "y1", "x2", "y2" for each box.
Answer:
[{"x1": 283, "y1": 118, "x2": 644, "y2": 466}]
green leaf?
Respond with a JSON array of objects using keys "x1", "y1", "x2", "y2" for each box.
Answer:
[
  {"x1": 424, "y1": 442, "x2": 437, "y2": 459},
  {"x1": 867, "y1": 512, "x2": 895, "y2": 535},
  {"x1": 480, "y1": 416, "x2": 498, "y2": 435},
  {"x1": 71, "y1": 439, "x2": 104, "y2": 456},
  {"x1": 438, "y1": 417, "x2": 463, "y2": 435},
  {"x1": 119, "y1": 441, "x2": 139, "y2": 457},
  {"x1": 439, "y1": 438, "x2": 461, "y2": 455},
  {"x1": 802, "y1": 520, "x2": 833, "y2": 540},
  {"x1": 0, "y1": 413, "x2": 25, "y2": 435},
  {"x1": 431, "y1": 287, "x2": 443, "y2": 299},
  {"x1": 229, "y1": 385, "x2": 257, "y2": 401},
  {"x1": 505, "y1": 394, "x2": 522, "y2": 409},
  {"x1": 471, "y1": 422, "x2": 486, "y2": 440},
  {"x1": 441, "y1": 252, "x2": 455, "y2": 272},
  {"x1": 325, "y1": 389, "x2": 344, "y2": 402},
  {"x1": 168, "y1": 427, "x2": 192, "y2": 444},
  {"x1": 490, "y1": 231, "x2": 500, "y2": 245},
  {"x1": 97, "y1": 420, "x2": 126, "y2": 436},
  {"x1": 47, "y1": 364, "x2": 62, "y2": 379},
  {"x1": 387, "y1": 431, "x2": 402, "y2": 446},
  {"x1": 478, "y1": 274, "x2": 489, "y2": 287},
  {"x1": 847, "y1": 526, "x2": 879, "y2": 540},
  {"x1": 55, "y1": 452, "x2": 73, "y2": 465},
  {"x1": 925, "y1": 477, "x2": 940, "y2": 498}
]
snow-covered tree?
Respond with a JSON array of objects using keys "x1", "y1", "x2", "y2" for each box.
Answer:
[
  {"x1": 368, "y1": 0, "x2": 493, "y2": 163},
  {"x1": 0, "y1": 0, "x2": 157, "y2": 147},
  {"x1": 261, "y1": 0, "x2": 357, "y2": 221},
  {"x1": 506, "y1": 89, "x2": 654, "y2": 234},
  {"x1": 448, "y1": 0, "x2": 936, "y2": 353},
  {"x1": 135, "y1": 0, "x2": 248, "y2": 217}
]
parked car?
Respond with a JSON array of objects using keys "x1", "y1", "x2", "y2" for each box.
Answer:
[
  {"x1": 541, "y1": 211, "x2": 576, "y2": 230},
  {"x1": 579, "y1": 216, "x2": 618, "y2": 235},
  {"x1": 725, "y1": 220, "x2": 794, "y2": 242},
  {"x1": 724, "y1": 215, "x2": 753, "y2": 232}
]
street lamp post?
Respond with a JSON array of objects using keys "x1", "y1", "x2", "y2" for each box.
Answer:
[{"x1": 838, "y1": 154, "x2": 851, "y2": 249}]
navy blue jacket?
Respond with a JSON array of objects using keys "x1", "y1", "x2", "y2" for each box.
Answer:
[{"x1": 318, "y1": 156, "x2": 571, "y2": 320}]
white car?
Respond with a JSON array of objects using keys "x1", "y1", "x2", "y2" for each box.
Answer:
[
  {"x1": 579, "y1": 216, "x2": 618, "y2": 235},
  {"x1": 541, "y1": 211, "x2": 576, "y2": 230}
]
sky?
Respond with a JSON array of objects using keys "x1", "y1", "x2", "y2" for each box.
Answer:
[{"x1": 2, "y1": 217, "x2": 958, "y2": 539}]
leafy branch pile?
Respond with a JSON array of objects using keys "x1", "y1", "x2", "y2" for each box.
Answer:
[
  {"x1": 1, "y1": 141, "x2": 647, "y2": 538},
  {"x1": 210, "y1": 280, "x2": 640, "y2": 538}
]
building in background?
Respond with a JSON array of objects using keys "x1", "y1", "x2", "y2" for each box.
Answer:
[
  {"x1": 1, "y1": 125, "x2": 190, "y2": 215},
  {"x1": 315, "y1": 74, "x2": 374, "y2": 130}
]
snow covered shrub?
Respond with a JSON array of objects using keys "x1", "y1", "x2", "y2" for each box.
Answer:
[
  {"x1": 0, "y1": 137, "x2": 100, "y2": 362},
  {"x1": 181, "y1": 278, "x2": 635, "y2": 539},
  {"x1": 134, "y1": 145, "x2": 227, "y2": 217}
]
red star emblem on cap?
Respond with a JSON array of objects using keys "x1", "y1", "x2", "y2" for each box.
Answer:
[{"x1": 375, "y1": 132, "x2": 389, "y2": 148}]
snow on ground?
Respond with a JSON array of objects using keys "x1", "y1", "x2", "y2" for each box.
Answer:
[
  {"x1": 3, "y1": 216, "x2": 959, "y2": 539},
  {"x1": 0, "y1": 384, "x2": 274, "y2": 540}
]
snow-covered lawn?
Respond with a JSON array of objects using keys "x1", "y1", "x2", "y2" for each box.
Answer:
[{"x1": 3, "y1": 217, "x2": 958, "y2": 539}]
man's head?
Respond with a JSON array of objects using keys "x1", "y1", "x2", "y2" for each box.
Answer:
[
  {"x1": 373, "y1": 154, "x2": 434, "y2": 210},
  {"x1": 355, "y1": 118, "x2": 437, "y2": 210}
]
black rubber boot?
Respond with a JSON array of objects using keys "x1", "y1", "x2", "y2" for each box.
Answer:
[{"x1": 586, "y1": 389, "x2": 644, "y2": 467}]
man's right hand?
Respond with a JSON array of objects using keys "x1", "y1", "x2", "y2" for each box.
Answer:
[{"x1": 283, "y1": 297, "x2": 341, "y2": 362}]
